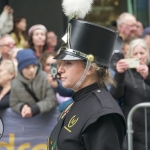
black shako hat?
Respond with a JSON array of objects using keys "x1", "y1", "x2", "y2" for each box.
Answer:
[{"x1": 54, "y1": 19, "x2": 118, "y2": 67}]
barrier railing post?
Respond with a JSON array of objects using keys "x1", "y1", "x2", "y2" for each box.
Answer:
[{"x1": 127, "y1": 103, "x2": 150, "y2": 150}]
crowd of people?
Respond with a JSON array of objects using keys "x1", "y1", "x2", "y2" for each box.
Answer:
[{"x1": 0, "y1": 4, "x2": 150, "y2": 150}]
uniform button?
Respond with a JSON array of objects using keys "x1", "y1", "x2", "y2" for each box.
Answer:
[{"x1": 97, "y1": 90, "x2": 101, "y2": 92}]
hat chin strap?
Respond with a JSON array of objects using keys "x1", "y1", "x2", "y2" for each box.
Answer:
[{"x1": 71, "y1": 60, "x2": 91, "y2": 91}]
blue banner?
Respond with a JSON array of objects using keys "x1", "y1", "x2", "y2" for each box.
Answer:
[{"x1": 0, "y1": 107, "x2": 59, "y2": 150}]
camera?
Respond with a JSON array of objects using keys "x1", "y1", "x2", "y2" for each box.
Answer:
[{"x1": 50, "y1": 63, "x2": 58, "y2": 79}]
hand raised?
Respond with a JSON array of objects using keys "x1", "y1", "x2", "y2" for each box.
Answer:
[
  {"x1": 136, "y1": 61, "x2": 149, "y2": 79},
  {"x1": 116, "y1": 59, "x2": 129, "y2": 73}
]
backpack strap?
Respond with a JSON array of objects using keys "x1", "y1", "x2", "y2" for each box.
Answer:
[{"x1": 21, "y1": 82, "x2": 39, "y2": 102}]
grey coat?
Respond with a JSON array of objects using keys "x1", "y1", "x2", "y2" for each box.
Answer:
[{"x1": 10, "y1": 69, "x2": 57, "y2": 116}]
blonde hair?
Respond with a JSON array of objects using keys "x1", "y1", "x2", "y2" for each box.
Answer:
[
  {"x1": 0, "y1": 60, "x2": 17, "y2": 77},
  {"x1": 126, "y1": 38, "x2": 150, "y2": 65},
  {"x1": 82, "y1": 61, "x2": 116, "y2": 87}
]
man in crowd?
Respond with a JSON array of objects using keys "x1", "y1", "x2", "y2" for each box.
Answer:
[
  {"x1": 111, "y1": 12, "x2": 137, "y2": 71},
  {"x1": 114, "y1": 12, "x2": 137, "y2": 53},
  {"x1": 136, "y1": 21, "x2": 144, "y2": 37},
  {"x1": 142, "y1": 27, "x2": 150, "y2": 51},
  {"x1": 0, "y1": 34, "x2": 16, "y2": 61}
]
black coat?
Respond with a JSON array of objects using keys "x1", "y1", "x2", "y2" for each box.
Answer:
[
  {"x1": 110, "y1": 69, "x2": 150, "y2": 150},
  {"x1": 48, "y1": 83, "x2": 126, "y2": 150},
  {"x1": 0, "y1": 87, "x2": 10, "y2": 110}
]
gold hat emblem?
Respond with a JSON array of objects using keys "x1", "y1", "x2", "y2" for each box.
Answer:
[{"x1": 87, "y1": 54, "x2": 94, "y2": 62}]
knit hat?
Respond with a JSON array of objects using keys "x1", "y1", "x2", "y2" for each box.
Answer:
[
  {"x1": 28, "y1": 24, "x2": 47, "y2": 36},
  {"x1": 16, "y1": 49, "x2": 38, "y2": 71}
]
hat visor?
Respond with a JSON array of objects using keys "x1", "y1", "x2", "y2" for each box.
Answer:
[{"x1": 54, "y1": 50, "x2": 85, "y2": 60}]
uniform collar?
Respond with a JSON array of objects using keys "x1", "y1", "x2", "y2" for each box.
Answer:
[{"x1": 73, "y1": 83, "x2": 99, "y2": 102}]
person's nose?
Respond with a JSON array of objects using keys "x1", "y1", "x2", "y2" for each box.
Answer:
[
  {"x1": 30, "y1": 67, "x2": 34, "y2": 73},
  {"x1": 137, "y1": 53, "x2": 142, "y2": 59},
  {"x1": 132, "y1": 25, "x2": 137, "y2": 31},
  {"x1": 10, "y1": 43, "x2": 16, "y2": 48},
  {"x1": 58, "y1": 64, "x2": 64, "y2": 74}
]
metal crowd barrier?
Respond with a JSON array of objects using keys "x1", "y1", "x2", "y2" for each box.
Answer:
[{"x1": 127, "y1": 102, "x2": 150, "y2": 150}]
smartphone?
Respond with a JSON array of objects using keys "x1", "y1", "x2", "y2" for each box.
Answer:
[
  {"x1": 123, "y1": 58, "x2": 140, "y2": 68},
  {"x1": 50, "y1": 63, "x2": 58, "y2": 79}
]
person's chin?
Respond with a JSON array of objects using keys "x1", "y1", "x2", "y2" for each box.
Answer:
[
  {"x1": 28, "y1": 75, "x2": 35, "y2": 80},
  {"x1": 62, "y1": 82, "x2": 70, "y2": 89}
]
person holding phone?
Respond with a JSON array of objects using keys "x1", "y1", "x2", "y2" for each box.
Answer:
[
  {"x1": 110, "y1": 38, "x2": 150, "y2": 150},
  {"x1": 39, "y1": 51, "x2": 73, "y2": 112}
]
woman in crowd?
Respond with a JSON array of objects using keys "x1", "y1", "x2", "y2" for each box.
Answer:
[
  {"x1": 40, "y1": 51, "x2": 73, "y2": 112},
  {"x1": 110, "y1": 38, "x2": 150, "y2": 150},
  {"x1": 28, "y1": 24, "x2": 47, "y2": 58},
  {"x1": 0, "y1": 60, "x2": 16, "y2": 109},
  {"x1": 10, "y1": 49, "x2": 56, "y2": 117},
  {"x1": 10, "y1": 16, "x2": 28, "y2": 48},
  {"x1": 47, "y1": 18, "x2": 126, "y2": 150}
]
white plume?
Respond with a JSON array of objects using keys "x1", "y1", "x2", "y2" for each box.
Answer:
[{"x1": 62, "y1": 0, "x2": 94, "y2": 19}]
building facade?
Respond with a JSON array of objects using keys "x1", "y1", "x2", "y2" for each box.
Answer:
[{"x1": 0, "y1": 0, "x2": 150, "y2": 37}]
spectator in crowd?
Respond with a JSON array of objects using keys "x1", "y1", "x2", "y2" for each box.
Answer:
[
  {"x1": 10, "y1": 49, "x2": 56, "y2": 118},
  {"x1": 39, "y1": 51, "x2": 57, "y2": 73},
  {"x1": 110, "y1": 38, "x2": 150, "y2": 150},
  {"x1": 9, "y1": 48, "x2": 22, "y2": 75},
  {"x1": 40, "y1": 51, "x2": 73, "y2": 97},
  {"x1": 0, "y1": 5, "x2": 13, "y2": 37},
  {"x1": 136, "y1": 21, "x2": 144, "y2": 37},
  {"x1": 9, "y1": 48, "x2": 22, "y2": 62},
  {"x1": 142, "y1": 26, "x2": 150, "y2": 51},
  {"x1": 113, "y1": 12, "x2": 137, "y2": 53},
  {"x1": 47, "y1": 31, "x2": 58, "y2": 52},
  {"x1": 40, "y1": 51, "x2": 73, "y2": 112},
  {"x1": 0, "y1": 34, "x2": 16, "y2": 61},
  {"x1": 28, "y1": 24, "x2": 47, "y2": 58},
  {"x1": 10, "y1": 16, "x2": 28, "y2": 48},
  {"x1": 110, "y1": 38, "x2": 133, "y2": 70},
  {"x1": 0, "y1": 60, "x2": 16, "y2": 109}
]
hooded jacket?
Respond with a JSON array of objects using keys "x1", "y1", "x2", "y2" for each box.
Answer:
[{"x1": 10, "y1": 68, "x2": 57, "y2": 116}]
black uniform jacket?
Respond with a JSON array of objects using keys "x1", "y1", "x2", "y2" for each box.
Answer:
[{"x1": 49, "y1": 83, "x2": 126, "y2": 150}]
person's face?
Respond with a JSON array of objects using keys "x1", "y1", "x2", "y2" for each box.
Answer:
[
  {"x1": 32, "y1": 29, "x2": 46, "y2": 47},
  {"x1": 0, "y1": 64, "x2": 13, "y2": 85},
  {"x1": 58, "y1": 60, "x2": 85, "y2": 89},
  {"x1": 119, "y1": 16, "x2": 137, "y2": 39},
  {"x1": 143, "y1": 35, "x2": 150, "y2": 51},
  {"x1": 47, "y1": 32, "x2": 57, "y2": 47},
  {"x1": 136, "y1": 22, "x2": 143, "y2": 37},
  {"x1": 133, "y1": 45, "x2": 148, "y2": 64},
  {"x1": 11, "y1": 50, "x2": 19, "y2": 62},
  {"x1": 16, "y1": 18, "x2": 27, "y2": 31},
  {"x1": 22, "y1": 64, "x2": 38, "y2": 80},
  {"x1": 0, "y1": 37, "x2": 16, "y2": 57},
  {"x1": 122, "y1": 43, "x2": 129, "y2": 57},
  {"x1": 44, "y1": 55, "x2": 57, "y2": 74}
]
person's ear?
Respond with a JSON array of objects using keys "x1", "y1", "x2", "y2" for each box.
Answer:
[
  {"x1": 87, "y1": 64, "x2": 95, "y2": 75},
  {"x1": 9, "y1": 72, "x2": 15, "y2": 80}
]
